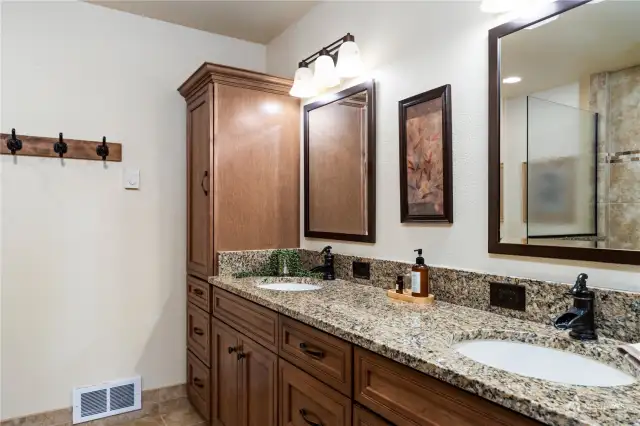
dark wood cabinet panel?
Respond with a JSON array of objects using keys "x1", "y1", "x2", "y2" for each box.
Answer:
[
  {"x1": 239, "y1": 336, "x2": 278, "y2": 426},
  {"x1": 213, "y1": 287, "x2": 279, "y2": 352},
  {"x1": 279, "y1": 315, "x2": 352, "y2": 397},
  {"x1": 353, "y1": 404, "x2": 391, "y2": 426},
  {"x1": 187, "y1": 275, "x2": 211, "y2": 313},
  {"x1": 280, "y1": 359, "x2": 352, "y2": 426},
  {"x1": 212, "y1": 318, "x2": 241, "y2": 426},
  {"x1": 186, "y1": 85, "x2": 214, "y2": 279},
  {"x1": 187, "y1": 351, "x2": 211, "y2": 421},
  {"x1": 354, "y1": 348, "x2": 541, "y2": 426},
  {"x1": 187, "y1": 304, "x2": 211, "y2": 366}
]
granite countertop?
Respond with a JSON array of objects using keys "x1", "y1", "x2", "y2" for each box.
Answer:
[{"x1": 208, "y1": 276, "x2": 640, "y2": 426}]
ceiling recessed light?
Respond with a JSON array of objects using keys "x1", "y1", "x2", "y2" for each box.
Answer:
[{"x1": 503, "y1": 76, "x2": 522, "y2": 84}]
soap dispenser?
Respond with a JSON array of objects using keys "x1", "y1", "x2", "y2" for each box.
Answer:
[{"x1": 411, "y1": 249, "x2": 429, "y2": 297}]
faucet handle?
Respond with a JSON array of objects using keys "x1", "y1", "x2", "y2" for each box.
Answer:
[
  {"x1": 569, "y1": 273, "x2": 589, "y2": 295},
  {"x1": 320, "y1": 246, "x2": 332, "y2": 255}
]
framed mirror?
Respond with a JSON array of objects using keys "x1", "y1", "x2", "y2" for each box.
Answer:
[
  {"x1": 489, "y1": 0, "x2": 640, "y2": 265},
  {"x1": 304, "y1": 80, "x2": 376, "y2": 242}
]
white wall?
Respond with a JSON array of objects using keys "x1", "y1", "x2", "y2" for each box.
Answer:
[
  {"x1": 267, "y1": 1, "x2": 640, "y2": 292},
  {"x1": 1, "y1": 2, "x2": 265, "y2": 419}
]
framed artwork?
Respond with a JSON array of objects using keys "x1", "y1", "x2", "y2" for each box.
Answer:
[{"x1": 398, "y1": 84, "x2": 453, "y2": 223}]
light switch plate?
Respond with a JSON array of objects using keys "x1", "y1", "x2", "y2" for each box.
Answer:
[{"x1": 123, "y1": 168, "x2": 140, "y2": 189}]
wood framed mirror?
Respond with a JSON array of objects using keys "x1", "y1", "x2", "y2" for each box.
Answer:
[
  {"x1": 489, "y1": 0, "x2": 640, "y2": 265},
  {"x1": 304, "y1": 80, "x2": 376, "y2": 242}
]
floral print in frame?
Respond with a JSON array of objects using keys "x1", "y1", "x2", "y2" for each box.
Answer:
[{"x1": 399, "y1": 85, "x2": 453, "y2": 223}]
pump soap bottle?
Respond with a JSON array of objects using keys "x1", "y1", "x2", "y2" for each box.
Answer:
[{"x1": 411, "y1": 249, "x2": 429, "y2": 297}]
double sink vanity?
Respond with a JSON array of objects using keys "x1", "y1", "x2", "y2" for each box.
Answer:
[{"x1": 185, "y1": 274, "x2": 639, "y2": 426}]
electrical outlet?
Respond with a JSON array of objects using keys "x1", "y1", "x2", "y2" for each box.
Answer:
[
  {"x1": 490, "y1": 282, "x2": 526, "y2": 311},
  {"x1": 352, "y1": 261, "x2": 370, "y2": 280}
]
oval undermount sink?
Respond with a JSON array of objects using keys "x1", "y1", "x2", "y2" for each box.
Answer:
[
  {"x1": 454, "y1": 340, "x2": 635, "y2": 387},
  {"x1": 257, "y1": 283, "x2": 321, "y2": 291}
]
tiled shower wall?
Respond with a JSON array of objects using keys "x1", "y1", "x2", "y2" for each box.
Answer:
[{"x1": 591, "y1": 64, "x2": 640, "y2": 249}]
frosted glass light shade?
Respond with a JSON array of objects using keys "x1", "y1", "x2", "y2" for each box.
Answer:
[
  {"x1": 313, "y1": 54, "x2": 340, "y2": 89},
  {"x1": 336, "y1": 41, "x2": 363, "y2": 78},
  {"x1": 290, "y1": 66, "x2": 317, "y2": 98}
]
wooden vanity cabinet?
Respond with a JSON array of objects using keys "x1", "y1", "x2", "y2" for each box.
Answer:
[
  {"x1": 194, "y1": 287, "x2": 541, "y2": 426},
  {"x1": 179, "y1": 63, "x2": 300, "y2": 280}
]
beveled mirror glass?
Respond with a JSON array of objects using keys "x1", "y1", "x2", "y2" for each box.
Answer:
[
  {"x1": 489, "y1": 0, "x2": 640, "y2": 265},
  {"x1": 304, "y1": 80, "x2": 376, "y2": 242}
]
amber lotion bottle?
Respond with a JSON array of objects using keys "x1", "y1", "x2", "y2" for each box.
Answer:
[{"x1": 411, "y1": 249, "x2": 429, "y2": 297}]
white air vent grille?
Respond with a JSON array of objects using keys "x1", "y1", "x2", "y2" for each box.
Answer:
[{"x1": 73, "y1": 376, "x2": 141, "y2": 424}]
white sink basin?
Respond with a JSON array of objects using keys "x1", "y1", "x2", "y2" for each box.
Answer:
[
  {"x1": 454, "y1": 340, "x2": 635, "y2": 387},
  {"x1": 257, "y1": 283, "x2": 321, "y2": 291}
]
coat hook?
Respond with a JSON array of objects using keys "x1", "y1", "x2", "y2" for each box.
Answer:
[
  {"x1": 54, "y1": 132, "x2": 67, "y2": 158},
  {"x1": 96, "y1": 136, "x2": 109, "y2": 161},
  {"x1": 7, "y1": 128, "x2": 23, "y2": 155}
]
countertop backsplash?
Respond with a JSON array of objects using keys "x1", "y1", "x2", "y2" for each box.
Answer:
[{"x1": 217, "y1": 249, "x2": 640, "y2": 343}]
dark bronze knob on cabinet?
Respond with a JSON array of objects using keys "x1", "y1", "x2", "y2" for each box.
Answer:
[
  {"x1": 299, "y1": 409, "x2": 323, "y2": 426},
  {"x1": 237, "y1": 352, "x2": 246, "y2": 360},
  {"x1": 193, "y1": 327, "x2": 204, "y2": 336},
  {"x1": 193, "y1": 288, "x2": 204, "y2": 296},
  {"x1": 228, "y1": 346, "x2": 237, "y2": 354},
  {"x1": 193, "y1": 377, "x2": 204, "y2": 388}
]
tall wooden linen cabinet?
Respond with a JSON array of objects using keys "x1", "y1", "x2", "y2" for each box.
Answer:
[
  {"x1": 179, "y1": 63, "x2": 300, "y2": 280},
  {"x1": 179, "y1": 63, "x2": 300, "y2": 423}
]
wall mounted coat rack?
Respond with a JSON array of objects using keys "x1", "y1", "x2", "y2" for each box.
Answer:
[{"x1": 1, "y1": 130, "x2": 122, "y2": 162}]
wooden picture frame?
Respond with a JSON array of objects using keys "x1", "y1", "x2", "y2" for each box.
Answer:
[{"x1": 399, "y1": 84, "x2": 453, "y2": 223}]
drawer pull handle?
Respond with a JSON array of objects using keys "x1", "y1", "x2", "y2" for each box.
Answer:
[
  {"x1": 193, "y1": 378, "x2": 204, "y2": 388},
  {"x1": 299, "y1": 409, "x2": 323, "y2": 426},
  {"x1": 193, "y1": 289, "x2": 204, "y2": 296},
  {"x1": 299, "y1": 343, "x2": 324, "y2": 359},
  {"x1": 237, "y1": 352, "x2": 246, "y2": 360},
  {"x1": 193, "y1": 327, "x2": 204, "y2": 336},
  {"x1": 228, "y1": 346, "x2": 237, "y2": 354}
]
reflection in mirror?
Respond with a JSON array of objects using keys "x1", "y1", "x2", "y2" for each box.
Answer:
[
  {"x1": 304, "y1": 81, "x2": 375, "y2": 242},
  {"x1": 499, "y1": 0, "x2": 640, "y2": 251}
]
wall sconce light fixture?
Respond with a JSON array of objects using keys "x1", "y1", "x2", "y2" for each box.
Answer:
[{"x1": 290, "y1": 33, "x2": 364, "y2": 98}]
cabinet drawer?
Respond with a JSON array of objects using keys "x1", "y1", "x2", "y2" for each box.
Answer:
[
  {"x1": 280, "y1": 360, "x2": 351, "y2": 426},
  {"x1": 354, "y1": 348, "x2": 540, "y2": 426},
  {"x1": 212, "y1": 287, "x2": 278, "y2": 352},
  {"x1": 279, "y1": 315, "x2": 352, "y2": 396},
  {"x1": 187, "y1": 276, "x2": 211, "y2": 313},
  {"x1": 187, "y1": 304, "x2": 211, "y2": 366},
  {"x1": 187, "y1": 351, "x2": 210, "y2": 421},
  {"x1": 354, "y1": 404, "x2": 391, "y2": 426}
]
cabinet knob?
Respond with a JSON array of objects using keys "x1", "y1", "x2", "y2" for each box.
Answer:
[
  {"x1": 193, "y1": 327, "x2": 204, "y2": 336},
  {"x1": 193, "y1": 288, "x2": 204, "y2": 296},
  {"x1": 299, "y1": 342, "x2": 325, "y2": 359},
  {"x1": 237, "y1": 352, "x2": 246, "y2": 360},
  {"x1": 228, "y1": 346, "x2": 237, "y2": 354},
  {"x1": 193, "y1": 378, "x2": 204, "y2": 388}
]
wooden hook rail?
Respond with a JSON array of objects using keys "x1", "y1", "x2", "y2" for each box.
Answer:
[{"x1": 1, "y1": 132, "x2": 122, "y2": 162}]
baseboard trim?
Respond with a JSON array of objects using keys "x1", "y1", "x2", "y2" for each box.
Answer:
[{"x1": 1, "y1": 383, "x2": 188, "y2": 426}]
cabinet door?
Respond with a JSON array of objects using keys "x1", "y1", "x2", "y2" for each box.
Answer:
[
  {"x1": 239, "y1": 337, "x2": 278, "y2": 426},
  {"x1": 186, "y1": 85, "x2": 214, "y2": 278},
  {"x1": 280, "y1": 360, "x2": 351, "y2": 426},
  {"x1": 212, "y1": 318, "x2": 241, "y2": 426},
  {"x1": 214, "y1": 83, "x2": 300, "y2": 252}
]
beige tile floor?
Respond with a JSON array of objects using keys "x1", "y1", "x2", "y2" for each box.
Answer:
[{"x1": 121, "y1": 403, "x2": 204, "y2": 426}]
